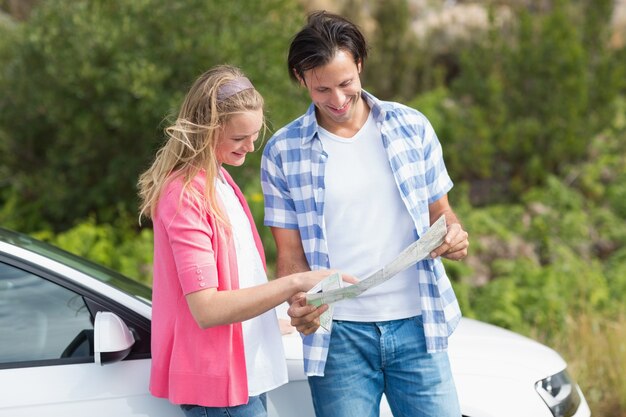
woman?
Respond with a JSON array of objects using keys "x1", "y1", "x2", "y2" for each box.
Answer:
[{"x1": 138, "y1": 65, "x2": 348, "y2": 417}]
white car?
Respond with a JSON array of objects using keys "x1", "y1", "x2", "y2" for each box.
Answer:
[{"x1": 0, "y1": 227, "x2": 590, "y2": 417}]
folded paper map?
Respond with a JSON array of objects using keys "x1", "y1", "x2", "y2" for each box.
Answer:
[{"x1": 306, "y1": 215, "x2": 448, "y2": 331}]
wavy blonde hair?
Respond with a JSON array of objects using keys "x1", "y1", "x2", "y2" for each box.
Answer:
[{"x1": 138, "y1": 65, "x2": 264, "y2": 224}]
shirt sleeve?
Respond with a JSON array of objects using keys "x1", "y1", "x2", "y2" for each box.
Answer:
[
  {"x1": 157, "y1": 183, "x2": 219, "y2": 295},
  {"x1": 421, "y1": 115, "x2": 453, "y2": 203},
  {"x1": 260, "y1": 138, "x2": 299, "y2": 229}
]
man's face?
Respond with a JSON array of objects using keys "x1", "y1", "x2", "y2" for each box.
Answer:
[{"x1": 299, "y1": 50, "x2": 364, "y2": 133}]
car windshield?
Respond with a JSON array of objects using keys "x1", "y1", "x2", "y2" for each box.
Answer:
[{"x1": 0, "y1": 228, "x2": 152, "y2": 305}]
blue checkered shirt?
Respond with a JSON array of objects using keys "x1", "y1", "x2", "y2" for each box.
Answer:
[{"x1": 261, "y1": 91, "x2": 462, "y2": 376}]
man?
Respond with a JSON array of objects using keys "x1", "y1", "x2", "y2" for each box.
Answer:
[{"x1": 261, "y1": 11, "x2": 468, "y2": 417}]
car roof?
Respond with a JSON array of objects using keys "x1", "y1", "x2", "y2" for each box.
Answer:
[{"x1": 0, "y1": 227, "x2": 153, "y2": 312}]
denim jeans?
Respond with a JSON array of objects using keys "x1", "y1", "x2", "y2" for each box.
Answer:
[
  {"x1": 180, "y1": 394, "x2": 267, "y2": 417},
  {"x1": 308, "y1": 317, "x2": 460, "y2": 417}
]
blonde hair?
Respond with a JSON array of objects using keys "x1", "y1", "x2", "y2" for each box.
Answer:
[{"x1": 138, "y1": 65, "x2": 264, "y2": 224}]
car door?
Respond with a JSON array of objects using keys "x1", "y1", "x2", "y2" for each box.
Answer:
[{"x1": 0, "y1": 258, "x2": 181, "y2": 417}]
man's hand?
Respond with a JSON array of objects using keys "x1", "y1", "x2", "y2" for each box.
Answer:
[
  {"x1": 287, "y1": 295, "x2": 329, "y2": 335},
  {"x1": 428, "y1": 195, "x2": 469, "y2": 261},
  {"x1": 430, "y1": 222, "x2": 469, "y2": 261}
]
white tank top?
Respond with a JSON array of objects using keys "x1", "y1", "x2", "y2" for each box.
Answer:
[
  {"x1": 318, "y1": 112, "x2": 421, "y2": 321},
  {"x1": 216, "y1": 178, "x2": 288, "y2": 395}
]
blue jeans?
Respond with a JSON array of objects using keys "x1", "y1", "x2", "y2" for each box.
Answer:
[
  {"x1": 180, "y1": 394, "x2": 267, "y2": 417},
  {"x1": 308, "y1": 317, "x2": 460, "y2": 417}
]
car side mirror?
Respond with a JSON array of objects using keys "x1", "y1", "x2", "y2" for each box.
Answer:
[{"x1": 94, "y1": 311, "x2": 135, "y2": 365}]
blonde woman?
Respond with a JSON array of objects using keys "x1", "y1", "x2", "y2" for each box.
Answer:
[{"x1": 138, "y1": 65, "x2": 352, "y2": 417}]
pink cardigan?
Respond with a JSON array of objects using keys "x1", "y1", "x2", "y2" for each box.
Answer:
[{"x1": 149, "y1": 168, "x2": 266, "y2": 407}]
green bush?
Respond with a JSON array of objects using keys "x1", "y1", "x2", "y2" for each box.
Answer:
[
  {"x1": 33, "y1": 184, "x2": 275, "y2": 285},
  {"x1": 34, "y1": 216, "x2": 154, "y2": 285},
  {"x1": 445, "y1": 141, "x2": 625, "y2": 336},
  {"x1": 437, "y1": 0, "x2": 624, "y2": 202},
  {"x1": 0, "y1": 0, "x2": 306, "y2": 232}
]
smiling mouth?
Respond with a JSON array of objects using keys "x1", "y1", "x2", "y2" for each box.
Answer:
[{"x1": 330, "y1": 101, "x2": 350, "y2": 112}]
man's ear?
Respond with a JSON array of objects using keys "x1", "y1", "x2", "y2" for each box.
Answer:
[{"x1": 293, "y1": 69, "x2": 306, "y2": 87}]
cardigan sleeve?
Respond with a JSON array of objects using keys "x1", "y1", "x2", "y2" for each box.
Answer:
[{"x1": 157, "y1": 180, "x2": 220, "y2": 295}]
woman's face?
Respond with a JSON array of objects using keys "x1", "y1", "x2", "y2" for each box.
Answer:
[{"x1": 215, "y1": 109, "x2": 263, "y2": 167}]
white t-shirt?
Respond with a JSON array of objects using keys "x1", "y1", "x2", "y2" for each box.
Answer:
[
  {"x1": 216, "y1": 178, "x2": 287, "y2": 396},
  {"x1": 318, "y1": 112, "x2": 421, "y2": 321}
]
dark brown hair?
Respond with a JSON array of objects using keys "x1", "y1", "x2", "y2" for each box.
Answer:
[{"x1": 287, "y1": 11, "x2": 368, "y2": 83}]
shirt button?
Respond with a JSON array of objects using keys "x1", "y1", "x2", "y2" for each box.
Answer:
[{"x1": 199, "y1": 282, "x2": 206, "y2": 287}]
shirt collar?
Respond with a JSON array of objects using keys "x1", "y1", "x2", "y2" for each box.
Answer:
[{"x1": 299, "y1": 90, "x2": 386, "y2": 145}]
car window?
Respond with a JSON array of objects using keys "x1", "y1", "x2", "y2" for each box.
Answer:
[
  {"x1": 0, "y1": 228, "x2": 152, "y2": 304},
  {"x1": 0, "y1": 262, "x2": 93, "y2": 365}
]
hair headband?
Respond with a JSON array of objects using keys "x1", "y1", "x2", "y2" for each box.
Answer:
[{"x1": 217, "y1": 76, "x2": 254, "y2": 101}]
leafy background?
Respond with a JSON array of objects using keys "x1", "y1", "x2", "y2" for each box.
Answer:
[{"x1": 1, "y1": 0, "x2": 625, "y2": 415}]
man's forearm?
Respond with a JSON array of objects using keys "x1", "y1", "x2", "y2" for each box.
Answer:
[
  {"x1": 437, "y1": 208, "x2": 460, "y2": 227},
  {"x1": 276, "y1": 255, "x2": 311, "y2": 278},
  {"x1": 429, "y1": 195, "x2": 462, "y2": 226}
]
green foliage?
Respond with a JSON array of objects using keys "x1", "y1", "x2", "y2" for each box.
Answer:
[
  {"x1": 32, "y1": 182, "x2": 275, "y2": 285},
  {"x1": 443, "y1": 259, "x2": 475, "y2": 317},
  {"x1": 470, "y1": 269, "x2": 525, "y2": 330},
  {"x1": 566, "y1": 126, "x2": 626, "y2": 217},
  {"x1": 523, "y1": 177, "x2": 590, "y2": 258},
  {"x1": 435, "y1": 1, "x2": 624, "y2": 202},
  {"x1": 605, "y1": 247, "x2": 626, "y2": 306},
  {"x1": 34, "y1": 216, "x2": 154, "y2": 285},
  {"x1": 449, "y1": 119, "x2": 625, "y2": 342},
  {"x1": 451, "y1": 165, "x2": 624, "y2": 341},
  {"x1": 0, "y1": 2, "x2": 621, "y2": 412},
  {"x1": 458, "y1": 226, "x2": 613, "y2": 338},
  {"x1": 0, "y1": 0, "x2": 306, "y2": 232},
  {"x1": 1, "y1": 2, "x2": 623, "y2": 411},
  {"x1": 361, "y1": 0, "x2": 422, "y2": 100}
]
